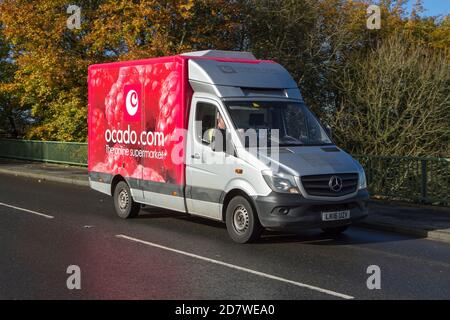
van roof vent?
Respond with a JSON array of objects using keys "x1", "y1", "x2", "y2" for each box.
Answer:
[
  {"x1": 181, "y1": 50, "x2": 256, "y2": 60},
  {"x1": 241, "y1": 87, "x2": 286, "y2": 98}
]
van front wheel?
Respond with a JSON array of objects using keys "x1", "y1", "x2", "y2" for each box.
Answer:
[
  {"x1": 226, "y1": 196, "x2": 262, "y2": 243},
  {"x1": 113, "y1": 181, "x2": 140, "y2": 219}
]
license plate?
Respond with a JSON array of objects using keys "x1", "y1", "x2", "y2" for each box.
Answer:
[{"x1": 321, "y1": 210, "x2": 350, "y2": 221}]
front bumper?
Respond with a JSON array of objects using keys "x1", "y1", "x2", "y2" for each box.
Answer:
[{"x1": 253, "y1": 189, "x2": 369, "y2": 230}]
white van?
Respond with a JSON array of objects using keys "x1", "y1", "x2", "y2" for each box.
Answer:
[{"x1": 88, "y1": 50, "x2": 369, "y2": 243}]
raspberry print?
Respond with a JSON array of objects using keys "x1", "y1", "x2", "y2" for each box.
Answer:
[
  {"x1": 89, "y1": 68, "x2": 116, "y2": 95},
  {"x1": 90, "y1": 107, "x2": 107, "y2": 163},
  {"x1": 90, "y1": 60, "x2": 185, "y2": 185},
  {"x1": 141, "y1": 63, "x2": 173, "y2": 180},
  {"x1": 108, "y1": 144, "x2": 138, "y2": 177},
  {"x1": 91, "y1": 161, "x2": 109, "y2": 174},
  {"x1": 104, "y1": 67, "x2": 141, "y2": 130},
  {"x1": 155, "y1": 69, "x2": 183, "y2": 183},
  {"x1": 92, "y1": 144, "x2": 138, "y2": 177},
  {"x1": 132, "y1": 165, "x2": 165, "y2": 183}
]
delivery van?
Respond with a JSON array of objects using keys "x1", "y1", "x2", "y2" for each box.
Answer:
[{"x1": 88, "y1": 50, "x2": 369, "y2": 243}]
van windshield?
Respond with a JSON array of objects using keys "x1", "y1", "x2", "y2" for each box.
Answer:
[{"x1": 225, "y1": 101, "x2": 332, "y2": 146}]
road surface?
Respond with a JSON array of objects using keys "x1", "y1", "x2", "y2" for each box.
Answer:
[{"x1": 0, "y1": 173, "x2": 449, "y2": 299}]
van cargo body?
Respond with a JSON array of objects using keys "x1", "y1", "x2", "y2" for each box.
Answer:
[{"x1": 88, "y1": 51, "x2": 369, "y2": 243}]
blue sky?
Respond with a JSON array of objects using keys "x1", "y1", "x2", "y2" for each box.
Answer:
[{"x1": 405, "y1": 0, "x2": 450, "y2": 17}]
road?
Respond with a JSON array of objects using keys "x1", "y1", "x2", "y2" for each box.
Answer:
[{"x1": 0, "y1": 173, "x2": 449, "y2": 300}]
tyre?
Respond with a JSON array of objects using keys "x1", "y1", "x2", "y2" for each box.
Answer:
[
  {"x1": 113, "y1": 181, "x2": 140, "y2": 219},
  {"x1": 321, "y1": 225, "x2": 349, "y2": 235},
  {"x1": 225, "y1": 196, "x2": 262, "y2": 243}
]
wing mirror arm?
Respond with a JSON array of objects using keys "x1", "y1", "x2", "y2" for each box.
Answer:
[
  {"x1": 210, "y1": 129, "x2": 236, "y2": 156},
  {"x1": 325, "y1": 124, "x2": 332, "y2": 138}
]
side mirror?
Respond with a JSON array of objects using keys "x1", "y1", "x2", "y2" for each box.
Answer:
[
  {"x1": 325, "y1": 124, "x2": 332, "y2": 138},
  {"x1": 211, "y1": 129, "x2": 235, "y2": 156}
]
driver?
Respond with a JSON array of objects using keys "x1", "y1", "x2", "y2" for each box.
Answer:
[
  {"x1": 209, "y1": 113, "x2": 228, "y2": 151},
  {"x1": 217, "y1": 113, "x2": 226, "y2": 130}
]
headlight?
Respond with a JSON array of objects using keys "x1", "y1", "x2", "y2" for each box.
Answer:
[
  {"x1": 358, "y1": 169, "x2": 367, "y2": 190},
  {"x1": 262, "y1": 170, "x2": 300, "y2": 194}
]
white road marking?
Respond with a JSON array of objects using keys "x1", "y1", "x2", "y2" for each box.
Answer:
[
  {"x1": 0, "y1": 202, "x2": 54, "y2": 219},
  {"x1": 116, "y1": 234, "x2": 355, "y2": 300}
]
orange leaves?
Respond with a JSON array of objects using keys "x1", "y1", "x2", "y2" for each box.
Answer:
[
  {"x1": 179, "y1": 0, "x2": 195, "y2": 19},
  {"x1": 0, "y1": 0, "x2": 446, "y2": 143},
  {"x1": 0, "y1": 0, "x2": 244, "y2": 141}
]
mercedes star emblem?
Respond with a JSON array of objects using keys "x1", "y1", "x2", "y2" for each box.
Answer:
[{"x1": 329, "y1": 175, "x2": 343, "y2": 192}]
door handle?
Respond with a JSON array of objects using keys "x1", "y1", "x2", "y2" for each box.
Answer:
[{"x1": 191, "y1": 153, "x2": 201, "y2": 159}]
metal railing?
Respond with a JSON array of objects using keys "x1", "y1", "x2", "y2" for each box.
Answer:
[
  {"x1": 355, "y1": 155, "x2": 450, "y2": 206},
  {"x1": 0, "y1": 139, "x2": 448, "y2": 205},
  {"x1": 0, "y1": 139, "x2": 87, "y2": 166}
]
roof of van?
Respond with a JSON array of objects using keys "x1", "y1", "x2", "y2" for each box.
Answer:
[
  {"x1": 88, "y1": 50, "x2": 299, "y2": 92},
  {"x1": 181, "y1": 50, "x2": 257, "y2": 60},
  {"x1": 87, "y1": 51, "x2": 274, "y2": 70}
]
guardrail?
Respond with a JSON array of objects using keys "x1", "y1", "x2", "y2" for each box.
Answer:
[
  {"x1": 355, "y1": 155, "x2": 450, "y2": 206},
  {"x1": 0, "y1": 139, "x2": 448, "y2": 205},
  {"x1": 0, "y1": 139, "x2": 87, "y2": 166}
]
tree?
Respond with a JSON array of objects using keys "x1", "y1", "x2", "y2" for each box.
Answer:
[
  {"x1": 241, "y1": 0, "x2": 387, "y2": 118},
  {"x1": 86, "y1": 0, "x2": 244, "y2": 58},
  {"x1": 0, "y1": 0, "x2": 96, "y2": 141},
  {"x1": 0, "y1": 22, "x2": 25, "y2": 138},
  {"x1": 243, "y1": 0, "x2": 449, "y2": 156},
  {"x1": 330, "y1": 34, "x2": 449, "y2": 157},
  {"x1": 0, "y1": 0, "x2": 448, "y2": 158},
  {"x1": 0, "y1": 0, "x2": 243, "y2": 141}
]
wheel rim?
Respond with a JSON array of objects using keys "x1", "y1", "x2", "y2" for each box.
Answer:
[
  {"x1": 118, "y1": 189, "x2": 129, "y2": 211},
  {"x1": 233, "y1": 205, "x2": 249, "y2": 234}
]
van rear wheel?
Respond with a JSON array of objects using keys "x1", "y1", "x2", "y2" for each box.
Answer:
[
  {"x1": 113, "y1": 181, "x2": 140, "y2": 219},
  {"x1": 226, "y1": 196, "x2": 262, "y2": 243}
]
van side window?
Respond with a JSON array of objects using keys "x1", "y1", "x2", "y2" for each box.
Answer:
[{"x1": 195, "y1": 102, "x2": 220, "y2": 145}]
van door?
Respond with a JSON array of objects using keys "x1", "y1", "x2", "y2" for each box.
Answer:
[{"x1": 185, "y1": 97, "x2": 237, "y2": 220}]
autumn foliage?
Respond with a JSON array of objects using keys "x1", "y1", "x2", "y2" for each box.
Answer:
[{"x1": 0, "y1": 0, "x2": 448, "y2": 156}]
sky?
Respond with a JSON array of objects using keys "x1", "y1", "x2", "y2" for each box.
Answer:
[{"x1": 405, "y1": 0, "x2": 450, "y2": 17}]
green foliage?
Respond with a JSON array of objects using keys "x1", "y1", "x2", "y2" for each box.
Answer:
[
  {"x1": 331, "y1": 34, "x2": 449, "y2": 157},
  {"x1": 0, "y1": 22, "x2": 24, "y2": 138},
  {"x1": 242, "y1": 0, "x2": 449, "y2": 156}
]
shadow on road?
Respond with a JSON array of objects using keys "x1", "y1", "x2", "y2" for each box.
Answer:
[{"x1": 138, "y1": 206, "x2": 421, "y2": 246}]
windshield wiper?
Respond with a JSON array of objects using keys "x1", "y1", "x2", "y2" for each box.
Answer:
[{"x1": 279, "y1": 143, "x2": 304, "y2": 147}]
